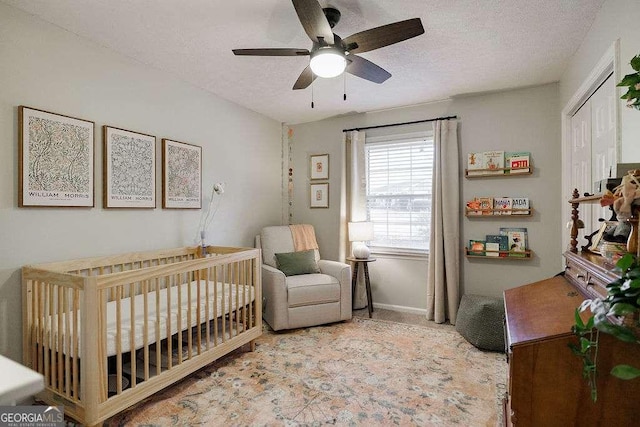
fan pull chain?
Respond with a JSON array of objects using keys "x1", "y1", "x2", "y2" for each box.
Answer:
[
  {"x1": 343, "y1": 72, "x2": 347, "y2": 101},
  {"x1": 311, "y1": 80, "x2": 314, "y2": 108}
]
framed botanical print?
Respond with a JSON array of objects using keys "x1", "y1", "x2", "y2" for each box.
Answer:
[
  {"x1": 310, "y1": 154, "x2": 329, "y2": 180},
  {"x1": 162, "y1": 139, "x2": 202, "y2": 209},
  {"x1": 19, "y1": 106, "x2": 95, "y2": 207},
  {"x1": 310, "y1": 182, "x2": 329, "y2": 208},
  {"x1": 103, "y1": 126, "x2": 156, "y2": 209}
]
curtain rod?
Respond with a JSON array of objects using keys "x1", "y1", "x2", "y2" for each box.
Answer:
[{"x1": 342, "y1": 115, "x2": 457, "y2": 133}]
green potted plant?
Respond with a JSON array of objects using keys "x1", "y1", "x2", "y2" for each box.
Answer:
[
  {"x1": 618, "y1": 54, "x2": 640, "y2": 110},
  {"x1": 571, "y1": 253, "x2": 640, "y2": 401}
]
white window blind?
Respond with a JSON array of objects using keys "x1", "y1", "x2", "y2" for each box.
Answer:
[{"x1": 365, "y1": 133, "x2": 433, "y2": 254}]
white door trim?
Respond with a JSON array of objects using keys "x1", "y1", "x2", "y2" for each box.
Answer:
[{"x1": 560, "y1": 40, "x2": 620, "y2": 253}]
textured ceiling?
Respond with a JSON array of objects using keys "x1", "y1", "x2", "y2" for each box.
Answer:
[{"x1": 4, "y1": 0, "x2": 605, "y2": 124}]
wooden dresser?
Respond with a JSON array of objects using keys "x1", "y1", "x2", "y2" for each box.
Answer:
[{"x1": 503, "y1": 251, "x2": 640, "y2": 426}]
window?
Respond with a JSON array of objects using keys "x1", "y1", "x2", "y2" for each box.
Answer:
[{"x1": 365, "y1": 132, "x2": 433, "y2": 254}]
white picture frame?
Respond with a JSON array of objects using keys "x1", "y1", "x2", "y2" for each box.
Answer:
[
  {"x1": 310, "y1": 153, "x2": 329, "y2": 180},
  {"x1": 310, "y1": 182, "x2": 329, "y2": 208}
]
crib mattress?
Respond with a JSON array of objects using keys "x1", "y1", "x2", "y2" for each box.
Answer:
[{"x1": 37, "y1": 280, "x2": 255, "y2": 357}]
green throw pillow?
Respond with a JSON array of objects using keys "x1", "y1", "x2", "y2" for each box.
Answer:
[{"x1": 275, "y1": 249, "x2": 320, "y2": 276}]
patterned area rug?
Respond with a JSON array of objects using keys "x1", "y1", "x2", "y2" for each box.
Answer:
[{"x1": 105, "y1": 318, "x2": 506, "y2": 426}]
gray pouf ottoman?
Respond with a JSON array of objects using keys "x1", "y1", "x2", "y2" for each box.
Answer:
[{"x1": 455, "y1": 294, "x2": 505, "y2": 352}]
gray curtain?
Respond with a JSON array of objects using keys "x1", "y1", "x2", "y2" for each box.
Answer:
[
  {"x1": 339, "y1": 130, "x2": 368, "y2": 309},
  {"x1": 426, "y1": 119, "x2": 460, "y2": 324}
]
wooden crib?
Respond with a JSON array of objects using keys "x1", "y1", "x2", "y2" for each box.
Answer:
[{"x1": 22, "y1": 245, "x2": 261, "y2": 426}]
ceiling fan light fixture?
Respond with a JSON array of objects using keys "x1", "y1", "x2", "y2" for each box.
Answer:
[{"x1": 309, "y1": 48, "x2": 346, "y2": 78}]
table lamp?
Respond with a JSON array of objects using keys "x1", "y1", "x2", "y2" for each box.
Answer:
[{"x1": 348, "y1": 221, "x2": 374, "y2": 259}]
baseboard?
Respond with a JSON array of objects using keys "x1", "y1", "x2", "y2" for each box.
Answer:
[{"x1": 372, "y1": 302, "x2": 427, "y2": 316}]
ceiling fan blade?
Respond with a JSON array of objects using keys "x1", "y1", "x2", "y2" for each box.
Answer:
[
  {"x1": 342, "y1": 18, "x2": 424, "y2": 54},
  {"x1": 293, "y1": 65, "x2": 317, "y2": 90},
  {"x1": 233, "y1": 48, "x2": 310, "y2": 56},
  {"x1": 291, "y1": 0, "x2": 334, "y2": 45},
  {"x1": 346, "y1": 54, "x2": 391, "y2": 84}
]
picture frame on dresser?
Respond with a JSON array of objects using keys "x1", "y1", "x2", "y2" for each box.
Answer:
[
  {"x1": 103, "y1": 126, "x2": 156, "y2": 209},
  {"x1": 18, "y1": 106, "x2": 95, "y2": 208},
  {"x1": 162, "y1": 138, "x2": 202, "y2": 209}
]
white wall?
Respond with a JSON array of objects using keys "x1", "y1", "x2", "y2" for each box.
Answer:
[
  {"x1": 0, "y1": 4, "x2": 283, "y2": 361},
  {"x1": 287, "y1": 83, "x2": 563, "y2": 312},
  {"x1": 559, "y1": 0, "x2": 640, "y2": 161}
]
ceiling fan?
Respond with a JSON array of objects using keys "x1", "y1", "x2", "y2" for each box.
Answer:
[{"x1": 232, "y1": 0, "x2": 425, "y2": 90}]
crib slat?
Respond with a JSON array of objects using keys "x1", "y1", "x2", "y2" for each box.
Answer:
[
  {"x1": 155, "y1": 277, "x2": 161, "y2": 377},
  {"x1": 166, "y1": 275, "x2": 172, "y2": 370},
  {"x1": 204, "y1": 267, "x2": 210, "y2": 352},
  {"x1": 143, "y1": 279, "x2": 149, "y2": 382},
  {"x1": 57, "y1": 286, "x2": 63, "y2": 392},
  {"x1": 176, "y1": 273, "x2": 182, "y2": 365},
  {"x1": 64, "y1": 288, "x2": 71, "y2": 398},
  {"x1": 221, "y1": 266, "x2": 227, "y2": 344},
  {"x1": 186, "y1": 272, "x2": 193, "y2": 361},
  {"x1": 98, "y1": 288, "x2": 108, "y2": 403},
  {"x1": 130, "y1": 282, "x2": 136, "y2": 389},
  {"x1": 116, "y1": 285, "x2": 123, "y2": 395},
  {"x1": 213, "y1": 266, "x2": 219, "y2": 346},
  {"x1": 227, "y1": 264, "x2": 232, "y2": 340},
  {"x1": 73, "y1": 288, "x2": 79, "y2": 399},
  {"x1": 31, "y1": 280, "x2": 39, "y2": 372}
]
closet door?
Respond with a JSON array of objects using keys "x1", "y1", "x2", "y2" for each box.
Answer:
[
  {"x1": 591, "y1": 74, "x2": 616, "y2": 223},
  {"x1": 569, "y1": 73, "x2": 617, "y2": 239},
  {"x1": 571, "y1": 102, "x2": 593, "y2": 234}
]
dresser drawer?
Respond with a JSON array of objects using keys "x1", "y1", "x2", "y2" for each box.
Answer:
[
  {"x1": 564, "y1": 258, "x2": 588, "y2": 286},
  {"x1": 564, "y1": 252, "x2": 612, "y2": 299}
]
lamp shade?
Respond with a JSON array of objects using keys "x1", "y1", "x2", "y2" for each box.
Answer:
[
  {"x1": 348, "y1": 221, "x2": 374, "y2": 242},
  {"x1": 310, "y1": 48, "x2": 347, "y2": 78}
]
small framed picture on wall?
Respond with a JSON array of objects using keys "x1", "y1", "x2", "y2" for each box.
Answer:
[
  {"x1": 310, "y1": 154, "x2": 329, "y2": 180},
  {"x1": 310, "y1": 183, "x2": 329, "y2": 208}
]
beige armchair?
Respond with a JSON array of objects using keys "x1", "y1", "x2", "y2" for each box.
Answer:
[{"x1": 255, "y1": 225, "x2": 352, "y2": 331}]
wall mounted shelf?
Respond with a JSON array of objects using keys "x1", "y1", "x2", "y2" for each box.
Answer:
[
  {"x1": 464, "y1": 248, "x2": 534, "y2": 259},
  {"x1": 465, "y1": 166, "x2": 534, "y2": 178},
  {"x1": 465, "y1": 208, "x2": 533, "y2": 217}
]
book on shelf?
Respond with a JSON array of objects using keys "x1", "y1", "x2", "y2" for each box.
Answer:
[
  {"x1": 467, "y1": 152, "x2": 484, "y2": 176},
  {"x1": 486, "y1": 234, "x2": 509, "y2": 257},
  {"x1": 483, "y1": 151, "x2": 505, "y2": 175},
  {"x1": 505, "y1": 151, "x2": 530, "y2": 174},
  {"x1": 479, "y1": 197, "x2": 494, "y2": 215},
  {"x1": 493, "y1": 197, "x2": 512, "y2": 215},
  {"x1": 466, "y1": 198, "x2": 483, "y2": 216},
  {"x1": 469, "y1": 240, "x2": 486, "y2": 256},
  {"x1": 499, "y1": 227, "x2": 528, "y2": 257},
  {"x1": 511, "y1": 197, "x2": 530, "y2": 215}
]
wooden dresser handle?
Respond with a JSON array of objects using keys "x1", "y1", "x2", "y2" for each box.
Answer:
[{"x1": 577, "y1": 274, "x2": 585, "y2": 279}]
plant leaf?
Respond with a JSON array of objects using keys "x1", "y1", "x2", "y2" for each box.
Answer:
[
  {"x1": 630, "y1": 55, "x2": 640, "y2": 72},
  {"x1": 585, "y1": 316, "x2": 594, "y2": 330},
  {"x1": 594, "y1": 313, "x2": 638, "y2": 343},
  {"x1": 574, "y1": 308, "x2": 585, "y2": 329},
  {"x1": 618, "y1": 73, "x2": 640, "y2": 87},
  {"x1": 616, "y1": 253, "x2": 635, "y2": 272},
  {"x1": 609, "y1": 302, "x2": 636, "y2": 316},
  {"x1": 611, "y1": 364, "x2": 640, "y2": 380}
]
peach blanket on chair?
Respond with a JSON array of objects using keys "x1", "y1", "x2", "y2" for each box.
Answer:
[{"x1": 289, "y1": 224, "x2": 319, "y2": 251}]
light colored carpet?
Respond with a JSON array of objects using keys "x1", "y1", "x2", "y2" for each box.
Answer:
[{"x1": 105, "y1": 317, "x2": 506, "y2": 426}]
